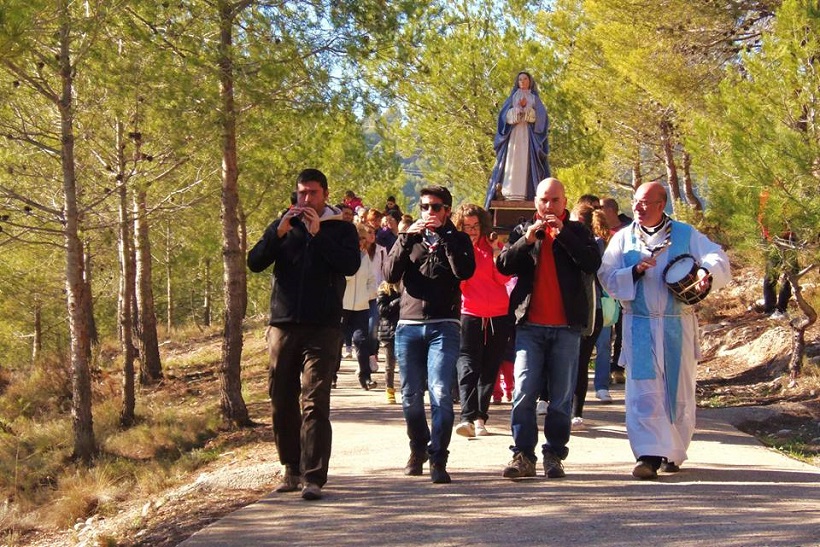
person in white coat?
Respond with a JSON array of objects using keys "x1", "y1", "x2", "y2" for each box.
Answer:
[
  {"x1": 343, "y1": 223, "x2": 378, "y2": 390},
  {"x1": 598, "y1": 181, "x2": 730, "y2": 480}
]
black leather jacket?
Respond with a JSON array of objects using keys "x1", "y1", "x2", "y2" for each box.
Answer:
[
  {"x1": 247, "y1": 209, "x2": 360, "y2": 327},
  {"x1": 383, "y1": 219, "x2": 475, "y2": 321}
]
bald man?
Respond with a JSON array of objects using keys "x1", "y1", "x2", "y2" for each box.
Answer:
[
  {"x1": 598, "y1": 182, "x2": 730, "y2": 479},
  {"x1": 497, "y1": 178, "x2": 601, "y2": 479}
]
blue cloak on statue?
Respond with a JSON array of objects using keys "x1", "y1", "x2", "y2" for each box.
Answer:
[{"x1": 484, "y1": 79, "x2": 551, "y2": 210}]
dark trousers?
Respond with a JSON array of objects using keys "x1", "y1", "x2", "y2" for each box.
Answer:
[
  {"x1": 457, "y1": 314, "x2": 513, "y2": 423},
  {"x1": 267, "y1": 324, "x2": 340, "y2": 487},
  {"x1": 611, "y1": 312, "x2": 624, "y2": 372},
  {"x1": 383, "y1": 338, "x2": 397, "y2": 388},
  {"x1": 573, "y1": 310, "x2": 603, "y2": 418},
  {"x1": 763, "y1": 265, "x2": 793, "y2": 313},
  {"x1": 342, "y1": 309, "x2": 372, "y2": 382},
  {"x1": 763, "y1": 250, "x2": 798, "y2": 313}
]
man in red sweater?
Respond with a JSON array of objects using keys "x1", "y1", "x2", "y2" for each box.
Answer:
[{"x1": 496, "y1": 178, "x2": 601, "y2": 479}]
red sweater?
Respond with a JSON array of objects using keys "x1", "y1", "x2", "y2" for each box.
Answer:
[
  {"x1": 528, "y1": 219, "x2": 567, "y2": 326},
  {"x1": 460, "y1": 237, "x2": 511, "y2": 318}
]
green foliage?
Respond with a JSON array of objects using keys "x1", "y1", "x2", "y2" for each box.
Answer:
[
  {"x1": 689, "y1": 0, "x2": 820, "y2": 255},
  {"x1": 0, "y1": 247, "x2": 67, "y2": 368},
  {"x1": 362, "y1": 0, "x2": 601, "y2": 206}
]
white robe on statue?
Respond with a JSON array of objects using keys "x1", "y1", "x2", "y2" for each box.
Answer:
[
  {"x1": 598, "y1": 220, "x2": 730, "y2": 464},
  {"x1": 501, "y1": 89, "x2": 536, "y2": 201}
]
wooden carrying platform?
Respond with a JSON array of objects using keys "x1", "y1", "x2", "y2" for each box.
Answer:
[{"x1": 489, "y1": 200, "x2": 533, "y2": 234}]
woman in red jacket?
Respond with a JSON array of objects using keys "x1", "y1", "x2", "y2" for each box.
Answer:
[{"x1": 453, "y1": 204, "x2": 513, "y2": 437}]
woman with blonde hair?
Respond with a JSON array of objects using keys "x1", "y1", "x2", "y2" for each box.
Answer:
[
  {"x1": 591, "y1": 208, "x2": 616, "y2": 405},
  {"x1": 342, "y1": 223, "x2": 378, "y2": 390},
  {"x1": 569, "y1": 204, "x2": 611, "y2": 429}
]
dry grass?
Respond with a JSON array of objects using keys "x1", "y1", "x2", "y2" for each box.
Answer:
[{"x1": 0, "y1": 320, "x2": 267, "y2": 544}]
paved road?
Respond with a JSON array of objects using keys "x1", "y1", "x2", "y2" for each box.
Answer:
[{"x1": 181, "y1": 363, "x2": 820, "y2": 546}]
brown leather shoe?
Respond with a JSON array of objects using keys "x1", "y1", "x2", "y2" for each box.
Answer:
[
  {"x1": 632, "y1": 461, "x2": 658, "y2": 480},
  {"x1": 404, "y1": 451, "x2": 428, "y2": 476},
  {"x1": 274, "y1": 471, "x2": 301, "y2": 492}
]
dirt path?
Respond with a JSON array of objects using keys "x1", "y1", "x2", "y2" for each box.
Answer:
[{"x1": 179, "y1": 364, "x2": 820, "y2": 547}]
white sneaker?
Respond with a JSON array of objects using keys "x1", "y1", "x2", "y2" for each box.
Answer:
[
  {"x1": 596, "y1": 389, "x2": 613, "y2": 403},
  {"x1": 536, "y1": 400, "x2": 548, "y2": 416},
  {"x1": 455, "y1": 421, "x2": 475, "y2": 438},
  {"x1": 769, "y1": 310, "x2": 788, "y2": 321},
  {"x1": 571, "y1": 417, "x2": 585, "y2": 430},
  {"x1": 475, "y1": 419, "x2": 489, "y2": 436},
  {"x1": 369, "y1": 355, "x2": 379, "y2": 372}
]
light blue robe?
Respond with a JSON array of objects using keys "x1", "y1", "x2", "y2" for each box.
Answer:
[{"x1": 598, "y1": 220, "x2": 730, "y2": 464}]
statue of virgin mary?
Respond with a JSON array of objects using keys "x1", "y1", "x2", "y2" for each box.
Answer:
[{"x1": 484, "y1": 71, "x2": 551, "y2": 209}]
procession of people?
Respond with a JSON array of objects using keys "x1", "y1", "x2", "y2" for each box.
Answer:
[{"x1": 247, "y1": 70, "x2": 732, "y2": 500}]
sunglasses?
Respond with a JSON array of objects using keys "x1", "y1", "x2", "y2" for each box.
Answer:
[{"x1": 420, "y1": 203, "x2": 447, "y2": 212}]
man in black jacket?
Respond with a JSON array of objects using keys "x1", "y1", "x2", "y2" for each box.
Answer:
[
  {"x1": 383, "y1": 185, "x2": 475, "y2": 484},
  {"x1": 497, "y1": 177, "x2": 601, "y2": 480},
  {"x1": 247, "y1": 168, "x2": 360, "y2": 500}
]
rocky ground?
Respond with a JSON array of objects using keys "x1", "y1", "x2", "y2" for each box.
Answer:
[{"x1": 24, "y1": 266, "x2": 820, "y2": 546}]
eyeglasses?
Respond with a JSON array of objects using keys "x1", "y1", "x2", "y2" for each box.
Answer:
[
  {"x1": 632, "y1": 200, "x2": 663, "y2": 209},
  {"x1": 462, "y1": 223, "x2": 481, "y2": 232},
  {"x1": 420, "y1": 203, "x2": 447, "y2": 212}
]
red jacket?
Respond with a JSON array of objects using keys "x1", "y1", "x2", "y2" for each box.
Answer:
[{"x1": 461, "y1": 237, "x2": 511, "y2": 318}]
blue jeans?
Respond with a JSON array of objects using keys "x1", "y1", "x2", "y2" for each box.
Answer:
[
  {"x1": 394, "y1": 321, "x2": 460, "y2": 465},
  {"x1": 594, "y1": 326, "x2": 612, "y2": 391},
  {"x1": 510, "y1": 323, "x2": 581, "y2": 461}
]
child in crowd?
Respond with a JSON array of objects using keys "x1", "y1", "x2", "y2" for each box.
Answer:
[
  {"x1": 376, "y1": 280, "x2": 402, "y2": 404},
  {"x1": 493, "y1": 333, "x2": 515, "y2": 404}
]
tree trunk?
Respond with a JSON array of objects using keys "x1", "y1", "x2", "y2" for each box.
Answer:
[
  {"x1": 116, "y1": 121, "x2": 136, "y2": 428},
  {"x1": 83, "y1": 242, "x2": 98, "y2": 347},
  {"x1": 32, "y1": 296, "x2": 42, "y2": 365},
  {"x1": 130, "y1": 237, "x2": 140, "y2": 358},
  {"x1": 659, "y1": 118, "x2": 682, "y2": 210},
  {"x1": 59, "y1": 9, "x2": 95, "y2": 462},
  {"x1": 165, "y1": 219, "x2": 173, "y2": 336},
  {"x1": 681, "y1": 150, "x2": 703, "y2": 211},
  {"x1": 238, "y1": 204, "x2": 248, "y2": 318},
  {"x1": 783, "y1": 263, "x2": 818, "y2": 385},
  {"x1": 134, "y1": 189, "x2": 163, "y2": 383},
  {"x1": 217, "y1": 1, "x2": 251, "y2": 427},
  {"x1": 203, "y1": 258, "x2": 212, "y2": 327}
]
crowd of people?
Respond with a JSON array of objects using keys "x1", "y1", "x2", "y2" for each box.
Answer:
[{"x1": 247, "y1": 168, "x2": 730, "y2": 500}]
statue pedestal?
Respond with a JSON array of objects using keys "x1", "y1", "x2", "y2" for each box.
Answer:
[{"x1": 489, "y1": 200, "x2": 533, "y2": 234}]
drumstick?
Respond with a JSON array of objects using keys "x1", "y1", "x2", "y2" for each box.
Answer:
[{"x1": 681, "y1": 271, "x2": 712, "y2": 293}]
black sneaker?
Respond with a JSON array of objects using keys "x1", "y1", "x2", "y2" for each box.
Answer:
[
  {"x1": 661, "y1": 461, "x2": 680, "y2": 473},
  {"x1": 430, "y1": 463, "x2": 451, "y2": 484},
  {"x1": 543, "y1": 452, "x2": 566, "y2": 478},
  {"x1": 404, "y1": 451, "x2": 428, "y2": 476},
  {"x1": 501, "y1": 452, "x2": 536, "y2": 478}
]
